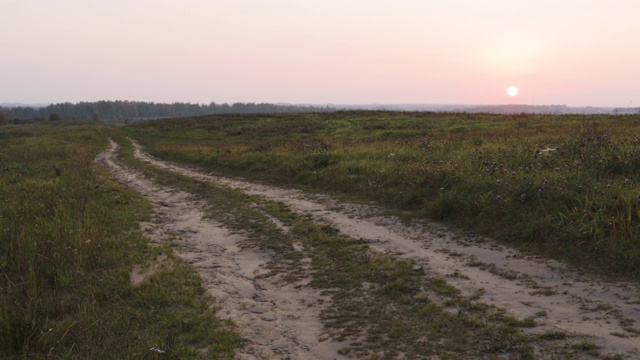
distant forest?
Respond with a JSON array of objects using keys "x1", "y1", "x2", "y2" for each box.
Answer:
[{"x1": 0, "y1": 101, "x2": 333, "y2": 123}]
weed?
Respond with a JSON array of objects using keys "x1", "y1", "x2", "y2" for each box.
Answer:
[
  {"x1": 572, "y1": 340, "x2": 600, "y2": 353},
  {"x1": 539, "y1": 330, "x2": 567, "y2": 340}
]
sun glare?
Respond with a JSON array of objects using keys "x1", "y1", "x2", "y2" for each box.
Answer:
[{"x1": 507, "y1": 86, "x2": 518, "y2": 97}]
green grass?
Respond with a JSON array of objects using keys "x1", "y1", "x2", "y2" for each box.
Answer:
[
  {"x1": 0, "y1": 122, "x2": 241, "y2": 358},
  {"x1": 125, "y1": 111, "x2": 640, "y2": 278}
]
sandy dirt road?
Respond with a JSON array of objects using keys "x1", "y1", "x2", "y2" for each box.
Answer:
[
  {"x1": 97, "y1": 140, "x2": 348, "y2": 360},
  {"x1": 125, "y1": 139, "x2": 640, "y2": 358}
]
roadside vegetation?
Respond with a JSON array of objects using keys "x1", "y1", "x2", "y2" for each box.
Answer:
[
  {"x1": 0, "y1": 123, "x2": 241, "y2": 358},
  {"x1": 126, "y1": 111, "x2": 640, "y2": 278}
]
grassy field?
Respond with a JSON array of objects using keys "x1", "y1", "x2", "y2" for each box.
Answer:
[
  {"x1": 3, "y1": 112, "x2": 639, "y2": 358},
  {"x1": 0, "y1": 123, "x2": 241, "y2": 358},
  {"x1": 125, "y1": 111, "x2": 640, "y2": 278},
  {"x1": 0, "y1": 112, "x2": 640, "y2": 359}
]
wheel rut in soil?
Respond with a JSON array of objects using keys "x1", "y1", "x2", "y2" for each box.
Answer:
[
  {"x1": 97, "y1": 140, "x2": 347, "y2": 360},
  {"x1": 130, "y1": 139, "x2": 640, "y2": 358}
]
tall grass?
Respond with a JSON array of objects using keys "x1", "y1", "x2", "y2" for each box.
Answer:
[
  {"x1": 127, "y1": 111, "x2": 640, "y2": 277},
  {"x1": 1, "y1": 123, "x2": 241, "y2": 358}
]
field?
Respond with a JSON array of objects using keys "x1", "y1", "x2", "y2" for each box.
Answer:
[
  {"x1": 3, "y1": 112, "x2": 640, "y2": 359},
  {"x1": 127, "y1": 111, "x2": 640, "y2": 277}
]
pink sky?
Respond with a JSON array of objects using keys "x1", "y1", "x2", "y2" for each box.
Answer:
[{"x1": 2, "y1": 0, "x2": 639, "y2": 107}]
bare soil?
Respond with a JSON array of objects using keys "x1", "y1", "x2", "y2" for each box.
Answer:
[
  {"x1": 97, "y1": 140, "x2": 347, "y2": 360},
  {"x1": 127, "y1": 140, "x2": 640, "y2": 358}
]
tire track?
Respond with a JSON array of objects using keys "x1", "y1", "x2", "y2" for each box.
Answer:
[
  {"x1": 131, "y1": 138, "x2": 640, "y2": 358},
  {"x1": 97, "y1": 140, "x2": 346, "y2": 360}
]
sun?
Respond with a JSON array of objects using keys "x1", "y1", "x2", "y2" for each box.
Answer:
[{"x1": 507, "y1": 86, "x2": 518, "y2": 97}]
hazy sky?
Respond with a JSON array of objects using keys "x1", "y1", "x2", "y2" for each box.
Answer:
[{"x1": 2, "y1": 0, "x2": 639, "y2": 106}]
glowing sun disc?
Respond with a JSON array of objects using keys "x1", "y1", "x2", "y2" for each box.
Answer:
[{"x1": 507, "y1": 86, "x2": 518, "y2": 97}]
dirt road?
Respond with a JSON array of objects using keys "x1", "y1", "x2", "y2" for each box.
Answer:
[
  {"x1": 97, "y1": 140, "x2": 348, "y2": 359},
  {"x1": 101, "y1": 138, "x2": 640, "y2": 358}
]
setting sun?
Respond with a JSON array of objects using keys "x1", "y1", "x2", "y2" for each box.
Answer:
[{"x1": 507, "y1": 86, "x2": 518, "y2": 97}]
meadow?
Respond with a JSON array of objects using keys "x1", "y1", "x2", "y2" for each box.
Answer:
[
  {"x1": 126, "y1": 111, "x2": 640, "y2": 278},
  {"x1": 3, "y1": 111, "x2": 640, "y2": 358},
  {"x1": 0, "y1": 123, "x2": 241, "y2": 358}
]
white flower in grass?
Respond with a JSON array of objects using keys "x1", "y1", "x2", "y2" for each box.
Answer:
[{"x1": 149, "y1": 348, "x2": 166, "y2": 354}]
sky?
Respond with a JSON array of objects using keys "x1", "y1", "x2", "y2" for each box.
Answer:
[{"x1": 2, "y1": 0, "x2": 639, "y2": 107}]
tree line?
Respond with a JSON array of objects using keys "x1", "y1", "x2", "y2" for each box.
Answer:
[{"x1": 0, "y1": 100, "x2": 333, "y2": 124}]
